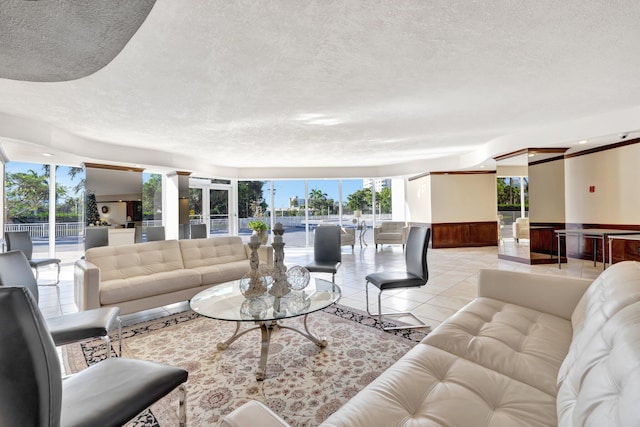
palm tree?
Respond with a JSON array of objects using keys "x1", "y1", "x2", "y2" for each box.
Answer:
[{"x1": 308, "y1": 188, "x2": 328, "y2": 215}]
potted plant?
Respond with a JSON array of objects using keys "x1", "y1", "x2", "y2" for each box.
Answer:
[{"x1": 248, "y1": 220, "x2": 269, "y2": 245}]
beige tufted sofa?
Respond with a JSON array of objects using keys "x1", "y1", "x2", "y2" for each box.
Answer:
[
  {"x1": 220, "y1": 261, "x2": 640, "y2": 427},
  {"x1": 74, "y1": 237, "x2": 273, "y2": 315}
]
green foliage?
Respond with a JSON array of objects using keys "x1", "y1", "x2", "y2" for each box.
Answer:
[
  {"x1": 346, "y1": 187, "x2": 372, "y2": 212},
  {"x1": 143, "y1": 174, "x2": 162, "y2": 219},
  {"x1": 6, "y1": 169, "x2": 68, "y2": 221},
  {"x1": 247, "y1": 220, "x2": 268, "y2": 231},
  {"x1": 497, "y1": 177, "x2": 528, "y2": 205},
  {"x1": 377, "y1": 187, "x2": 392, "y2": 214},
  {"x1": 239, "y1": 181, "x2": 267, "y2": 218}
]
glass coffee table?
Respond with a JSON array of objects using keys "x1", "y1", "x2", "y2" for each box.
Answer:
[{"x1": 190, "y1": 277, "x2": 341, "y2": 380}]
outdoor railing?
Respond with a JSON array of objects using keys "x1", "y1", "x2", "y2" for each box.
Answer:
[{"x1": 4, "y1": 214, "x2": 395, "y2": 239}]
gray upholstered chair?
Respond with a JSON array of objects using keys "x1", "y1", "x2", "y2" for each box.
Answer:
[
  {"x1": 190, "y1": 223, "x2": 207, "y2": 239},
  {"x1": 305, "y1": 225, "x2": 341, "y2": 283},
  {"x1": 145, "y1": 226, "x2": 165, "y2": 241},
  {"x1": 365, "y1": 226, "x2": 431, "y2": 330},
  {"x1": 5, "y1": 230, "x2": 61, "y2": 285},
  {"x1": 0, "y1": 250, "x2": 122, "y2": 357},
  {"x1": 85, "y1": 227, "x2": 109, "y2": 251},
  {"x1": 0, "y1": 286, "x2": 188, "y2": 427},
  {"x1": 178, "y1": 223, "x2": 190, "y2": 240}
]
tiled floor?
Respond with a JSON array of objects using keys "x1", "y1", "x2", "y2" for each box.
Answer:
[{"x1": 38, "y1": 241, "x2": 605, "y2": 330}]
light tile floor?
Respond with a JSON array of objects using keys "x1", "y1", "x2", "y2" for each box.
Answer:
[{"x1": 37, "y1": 243, "x2": 605, "y2": 330}]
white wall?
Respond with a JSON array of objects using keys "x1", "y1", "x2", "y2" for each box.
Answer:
[
  {"x1": 430, "y1": 173, "x2": 497, "y2": 223},
  {"x1": 406, "y1": 175, "x2": 432, "y2": 223},
  {"x1": 391, "y1": 178, "x2": 406, "y2": 221},
  {"x1": 529, "y1": 159, "x2": 565, "y2": 223},
  {"x1": 97, "y1": 202, "x2": 127, "y2": 226},
  {"x1": 565, "y1": 143, "x2": 640, "y2": 224}
]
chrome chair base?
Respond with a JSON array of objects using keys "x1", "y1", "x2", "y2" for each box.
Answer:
[{"x1": 365, "y1": 281, "x2": 429, "y2": 331}]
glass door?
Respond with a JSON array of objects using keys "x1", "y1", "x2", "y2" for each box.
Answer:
[
  {"x1": 189, "y1": 178, "x2": 231, "y2": 238},
  {"x1": 209, "y1": 187, "x2": 229, "y2": 237}
]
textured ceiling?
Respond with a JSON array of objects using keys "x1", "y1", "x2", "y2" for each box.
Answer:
[{"x1": 0, "y1": 0, "x2": 640, "y2": 178}]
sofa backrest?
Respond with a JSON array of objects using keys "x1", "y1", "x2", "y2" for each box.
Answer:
[
  {"x1": 179, "y1": 236, "x2": 248, "y2": 268},
  {"x1": 85, "y1": 240, "x2": 185, "y2": 281},
  {"x1": 379, "y1": 221, "x2": 405, "y2": 232},
  {"x1": 556, "y1": 261, "x2": 640, "y2": 426}
]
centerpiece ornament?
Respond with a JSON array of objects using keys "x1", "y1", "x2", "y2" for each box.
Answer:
[
  {"x1": 269, "y1": 222, "x2": 290, "y2": 299},
  {"x1": 239, "y1": 234, "x2": 269, "y2": 299}
]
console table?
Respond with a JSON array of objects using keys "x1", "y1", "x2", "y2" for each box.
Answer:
[
  {"x1": 555, "y1": 229, "x2": 640, "y2": 270},
  {"x1": 608, "y1": 233, "x2": 640, "y2": 267}
]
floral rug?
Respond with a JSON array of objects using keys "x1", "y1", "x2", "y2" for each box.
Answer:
[{"x1": 64, "y1": 305, "x2": 429, "y2": 426}]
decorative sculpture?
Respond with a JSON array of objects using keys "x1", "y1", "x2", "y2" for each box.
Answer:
[
  {"x1": 269, "y1": 222, "x2": 290, "y2": 298},
  {"x1": 239, "y1": 234, "x2": 268, "y2": 298}
]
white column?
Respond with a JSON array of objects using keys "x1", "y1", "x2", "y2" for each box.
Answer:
[
  {"x1": 520, "y1": 176, "x2": 526, "y2": 217},
  {"x1": 230, "y1": 179, "x2": 239, "y2": 236},
  {"x1": 304, "y1": 180, "x2": 309, "y2": 247},
  {"x1": 48, "y1": 164, "x2": 56, "y2": 257},
  {"x1": 338, "y1": 180, "x2": 343, "y2": 226},
  {"x1": 163, "y1": 173, "x2": 180, "y2": 240},
  {"x1": 391, "y1": 178, "x2": 406, "y2": 222},
  {"x1": 269, "y1": 180, "x2": 275, "y2": 237}
]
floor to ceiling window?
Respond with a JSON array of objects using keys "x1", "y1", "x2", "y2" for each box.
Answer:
[
  {"x1": 238, "y1": 180, "x2": 270, "y2": 242},
  {"x1": 272, "y1": 180, "x2": 306, "y2": 247},
  {"x1": 142, "y1": 173, "x2": 162, "y2": 227},
  {"x1": 4, "y1": 161, "x2": 85, "y2": 263}
]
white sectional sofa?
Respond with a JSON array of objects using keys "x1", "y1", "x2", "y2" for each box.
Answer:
[
  {"x1": 221, "y1": 261, "x2": 640, "y2": 427},
  {"x1": 74, "y1": 237, "x2": 273, "y2": 315}
]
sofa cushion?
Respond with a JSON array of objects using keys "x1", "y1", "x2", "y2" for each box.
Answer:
[
  {"x1": 192, "y1": 260, "x2": 251, "y2": 285},
  {"x1": 557, "y1": 261, "x2": 640, "y2": 385},
  {"x1": 422, "y1": 297, "x2": 572, "y2": 396},
  {"x1": 100, "y1": 269, "x2": 202, "y2": 305},
  {"x1": 556, "y1": 301, "x2": 640, "y2": 427},
  {"x1": 179, "y1": 237, "x2": 248, "y2": 268},
  {"x1": 321, "y1": 343, "x2": 557, "y2": 427},
  {"x1": 86, "y1": 240, "x2": 185, "y2": 281}
]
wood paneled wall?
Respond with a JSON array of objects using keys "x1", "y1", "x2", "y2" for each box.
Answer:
[{"x1": 430, "y1": 221, "x2": 498, "y2": 248}]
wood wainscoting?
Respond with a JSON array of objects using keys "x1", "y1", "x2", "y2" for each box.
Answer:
[
  {"x1": 430, "y1": 221, "x2": 498, "y2": 248},
  {"x1": 564, "y1": 223, "x2": 640, "y2": 264}
]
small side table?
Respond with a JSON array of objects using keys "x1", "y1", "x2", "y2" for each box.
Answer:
[{"x1": 356, "y1": 220, "x2": 368, "y2": 248}]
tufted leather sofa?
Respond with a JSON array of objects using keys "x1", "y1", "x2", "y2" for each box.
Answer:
[
  {"x1": 220, "y1": 261, "x2": 640, "y2": 427},
  {"x1": 74, "y1": 237, "x2": 273, "y2": 315}
]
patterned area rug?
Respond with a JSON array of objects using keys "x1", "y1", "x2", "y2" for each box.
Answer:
[{"x1": 64, "y1": 305, "x2": 429, "y2": 426}]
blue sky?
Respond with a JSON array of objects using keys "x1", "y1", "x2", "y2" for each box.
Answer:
[{"x1": 270, "y1": 179, "x2": 364, "y2": 208}]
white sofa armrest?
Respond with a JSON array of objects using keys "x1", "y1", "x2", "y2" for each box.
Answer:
[
  {"x1": 74, "y1": 259, "x2": 102, "y2": 311},
  {"x1": 477, "y1": 269, "x2": 592, "y2": 320},
  {"x1": 218, "y1": 400, "x2": 290, "y2": 427}
]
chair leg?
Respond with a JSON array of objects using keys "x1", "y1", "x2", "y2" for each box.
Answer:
[
  {"x1": 365, "y1": 281, "x2": 428, "y2": 331},
  {"x1": 55, "y1": 262, "x2": 60, "y2": 285},
  {"x1": 117, "y1": 317, "x2": 122, "y2": 357},
  {"x1": 103, "y1": 335, "x2": 112, "y2": 359},
  {"x1": 102, "y1": 317, "x2": 122, "y2": 358},
  {"x1": 178, "y1": 384, "x2": 188, "y2": 427}
]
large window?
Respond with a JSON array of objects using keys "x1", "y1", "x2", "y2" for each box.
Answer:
[
  {"x1": 237, "y1": 180, "x2": 270, "y2": 242},
  {"x1": 5, "y1": 162, "x2": 85, "y2": 263},
  {"x1": 142, "y1": 173, "x2": 162, "y2": 225},
  {"x1": 272, "y1": 180, "x2": 306, "y2": 247}
]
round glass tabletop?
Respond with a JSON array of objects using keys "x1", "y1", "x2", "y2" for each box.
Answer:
[{"x1": 190, "y1": 277, "x2": 341, "y2": 322}]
